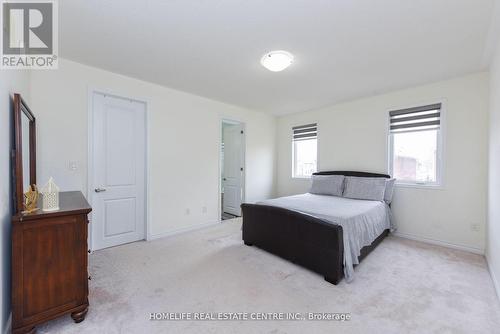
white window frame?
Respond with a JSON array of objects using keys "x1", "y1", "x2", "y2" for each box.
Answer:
[
  {"x1": 291, "y1": 123, "x2": 318, "y2": 179},
  {"x1": 387, "y1": 101, "x2": 446, "y2": 189}
]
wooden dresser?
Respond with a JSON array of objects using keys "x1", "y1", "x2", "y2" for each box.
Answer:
[{"x1": 12, "y1": 191, "x2": 92, "y2": 334}]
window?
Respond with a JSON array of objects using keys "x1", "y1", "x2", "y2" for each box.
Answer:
[
  {"x1": 292, "y1": 123, "x2": 317, "y2": 178},
  {"x1": 388, "y1": 103, "x2": 443, "y2": 186}
]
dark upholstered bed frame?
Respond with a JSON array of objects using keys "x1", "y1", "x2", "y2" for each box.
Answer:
[{"x1": 241, "y1": 171, "x2": 391, "y2": 285}]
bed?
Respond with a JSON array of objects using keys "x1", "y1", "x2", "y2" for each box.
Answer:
[{"x1": 241, "y1": 171, "x2": 393, "y2": 284}]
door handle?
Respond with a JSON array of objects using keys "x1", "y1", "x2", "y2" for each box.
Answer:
[
  {"x1": 94, "y1": 188, "x2": 106, "y2": 193},
  {"x1": 223, "y1": 178, "x2": 227, "y2": 181}
]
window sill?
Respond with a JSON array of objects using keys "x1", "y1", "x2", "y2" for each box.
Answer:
[
  {"x1": 395, "y1": 182, "x2": 444, "y2": 190},
  {"x1": 292, "y1": 176, "x2": 311, "y2": 180}
]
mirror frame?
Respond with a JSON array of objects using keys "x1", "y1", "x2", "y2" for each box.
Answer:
[{"x1": 13, "y1": 93, "x2": 36, "y2": 214}]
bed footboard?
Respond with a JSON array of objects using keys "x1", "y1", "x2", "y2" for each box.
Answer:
[{"x1": 241, "y1": 203, "x2": 344, "y2": 284}]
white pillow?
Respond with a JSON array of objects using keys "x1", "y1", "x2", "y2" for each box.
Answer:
[
  {"x1": 343, "y1": 177, "x2": 386, "y2": 201},
  {"x1": 309, "y1": 175, "x2": 345, "y2": 196},
  {"x1": 384, "y1": 178, "x2": 396, "y2": 204}
]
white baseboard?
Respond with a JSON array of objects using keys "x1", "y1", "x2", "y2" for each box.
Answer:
[
  {"x1": 392, "y1": 231, "x2": 484, "y2": 255},
  {"x1": 3, "y1": 312, "x2": 11, "y2": 334},
  {"x1": 486, "y1": 256, "x2": 500, "y2": 302},
  {"x1": 148, "y1": 220, "x2": 223, "y2": 241}
]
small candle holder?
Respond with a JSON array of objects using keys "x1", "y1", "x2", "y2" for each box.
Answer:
[{"x1": 41, "y1": 177, "x2": 60, "y2": 212}]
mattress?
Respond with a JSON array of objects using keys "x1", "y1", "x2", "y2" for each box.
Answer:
[{"x1": 258, "y1": 193, "x2": 394, "y2": 281}]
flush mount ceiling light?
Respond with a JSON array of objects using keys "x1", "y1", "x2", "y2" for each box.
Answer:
[{"x1": 260, "y1": 50, "x2": 294, "y2": 72}]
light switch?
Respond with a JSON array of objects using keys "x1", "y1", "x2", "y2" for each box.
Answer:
[{"x1": 69, "y1": 161, "x2": 78, "y2": 171}]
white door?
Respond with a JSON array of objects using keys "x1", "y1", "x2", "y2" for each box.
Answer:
[
  {"x1": 222, "y1": 124, "x2": 244, "y2": 216},
  {"x1": 91, "y1": 92, "x2": 146, "y2": 250}
]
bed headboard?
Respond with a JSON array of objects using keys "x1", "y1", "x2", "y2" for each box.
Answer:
[{"x1": 312, "y1": 171, "x2": 391, "y2": 178}]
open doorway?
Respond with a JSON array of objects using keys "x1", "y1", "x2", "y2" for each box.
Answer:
[{"x1": 220, "y1": 119, "x2": 245, "y2": 221}]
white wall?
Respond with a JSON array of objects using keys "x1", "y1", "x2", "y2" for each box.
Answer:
[
  {"x1": 29, "y1": 58, "x2": 276, "y2": 239},
  {"x1": 487, "y1": 33, "x2": 500, "y2": 296},
  {"x1": 277, "y1": 72, "x2": 489, "y2": 253},
  {"x1": 0, "y1": 71, "x2": 30, "y2": 334}
]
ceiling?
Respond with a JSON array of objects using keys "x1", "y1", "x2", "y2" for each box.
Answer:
[{"x1": 60, "y1": 0, "x2": 496, "y2": 115}]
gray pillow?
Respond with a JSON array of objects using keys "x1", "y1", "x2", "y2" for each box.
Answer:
[
  {"x1": 309, "y1": 175, "x2": 345, "y2": 196},
  {"x1": 343, "y1": 177, "x2": 387, "y2": 201},
  {"x1": 384, "y1": 178, "x2": 396, "y2": 204}
]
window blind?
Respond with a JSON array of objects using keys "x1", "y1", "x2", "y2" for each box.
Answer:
[
  {"x1": 292, "y1": 123, "x2": 317, "y2": 141},
  {"x1": 389, "y1": 103, "x2": 441, "y2": 132}
]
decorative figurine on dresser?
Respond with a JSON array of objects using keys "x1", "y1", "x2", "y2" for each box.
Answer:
[{"x1": 10, "y1": 93, "x2": 92, "y2": 334}]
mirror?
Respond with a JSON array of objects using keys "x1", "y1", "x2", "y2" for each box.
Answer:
[
  {"x1": 13, "y1": 93, "x2": 36, "y2": 214},
  {"x1": 21, "y1": 113, "x2": 31, "y2": 192}
]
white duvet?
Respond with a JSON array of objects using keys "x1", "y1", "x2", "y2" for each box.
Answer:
[{"x1": 258, "y1": 193, "x2": 394, "y2": 282}]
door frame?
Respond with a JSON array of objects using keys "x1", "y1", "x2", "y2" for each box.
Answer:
[
  {"x1": 87, "y1": 87, "x2": 151, "y2": 251},
  {"x1": 219, "y1": 118, "x2": 246, "y2": 220}
]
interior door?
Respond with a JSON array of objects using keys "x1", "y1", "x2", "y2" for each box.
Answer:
[
  {"x1": 222, "y1": 124, "x2": 243, "y2": 216},
  {"x1": 91, "y1": 93, "x2": 146, "y2": 250}
]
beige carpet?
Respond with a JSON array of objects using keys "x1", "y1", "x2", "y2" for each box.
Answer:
[{"x1": 39, "y1": 218, "x2": 500, "y2": 334}]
